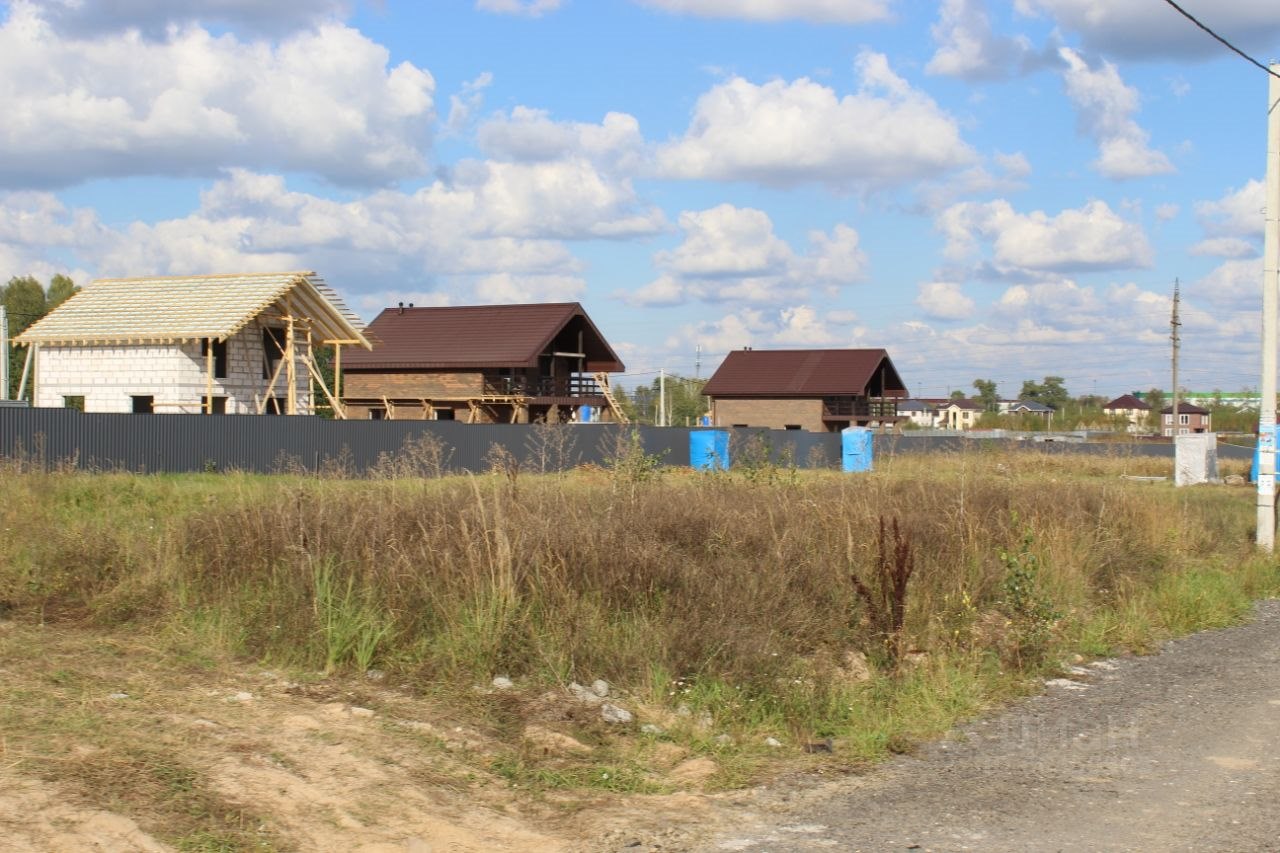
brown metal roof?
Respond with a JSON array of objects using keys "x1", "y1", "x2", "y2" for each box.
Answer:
[
  {"x1": 702, "y1": 349, "x2": 907, "y2": 398},
  {"x1": 1105, "y1": 394, "x2": 1150, "y2": 410},
  {"x1": 342, "y1": 302, "x2": 625, "y2": 371}
]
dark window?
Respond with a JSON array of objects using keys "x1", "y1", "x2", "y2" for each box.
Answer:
[
  {"x1": 131, "y1": 395, "x2": 154, "y2": 414},
  {"x1": 262, "y1": 397, "x2": 285, "y2": 415},
  {"x1": 63, "y1": 395, "x2": 85, "y2": 412},
  {"x1": 209, "y1": 396, "x2": 227, "y2": 415},
  {"x1": 369, "y1": 407, "x2": 386, "y2": 420},
  {"x1": 201, "y1": 338, "x2": 228, "y2": 379},
  {"x1": 262, "y1": 327, "x2": 286, "y2": 379},
  {"x1": 732, "y1": 423, "x2": 748, "y2": 428},
  {"x1": 435, "y1": 408, "x2": 455, "y2": 421},
  {"x1": 785, "y1": 424, "x2": 802, "y2": 430}
]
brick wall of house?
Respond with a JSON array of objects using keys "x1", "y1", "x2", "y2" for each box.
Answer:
[
  {"x1": 33, "y1": 317, "x2": 311, "y2": 414},
  {"x1": 711, "y1": 397, "x2": 826, "y2": 432},
  {"x1": 341, "y1": 370, "x2": 484, "y2": 401}
]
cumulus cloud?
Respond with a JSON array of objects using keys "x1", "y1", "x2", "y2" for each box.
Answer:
[
  {"x1": 926, "y1": 0, "x2": 1035, "y2": 80},
  {"x1": 0, "y1": 4, "x2": 436, "y2": 188},
  {"x1": 1189, "y1": 237, "x2": 1257, "y2": 259},
  {"x1": 635, "y1": 0, "x2": 892, "y2": 24},
  {"x1": 916, "y1": 281, "x2": 975, "y2": 321},
  {"x1": 476, "y1": 0, "x2": 564, "y2": 16},
  {"x1": 445, "y1": 72, "x2": 494, "y2": 136},
  {"x1": 663, "y1": 305, "x2": 858, "y2": 358},
  {"x1": 938, "y1": 198, "x2": 1154, "y2": 275},
  {"x1": 1058, "y1": 48, "x2": 1173, "y2": 180},
  {"x1": 623, "y1": 204, "x2": 866, "y2": 307},
  {"x1": 478, "y1": 108, "x2": 647, "y2": 174},
  {"x1": 1015, "y1": 0, "x2": 1280, "y2": 61},
  {"x1": 656, "y1": 52, "x2": 975, "y2": 190},
  {"x1": 20, "y1": 0, "x2": 349, "y2": 37},
  {"x1": 1195, "y1": 179, "x2": 1264, "y2": 239}
]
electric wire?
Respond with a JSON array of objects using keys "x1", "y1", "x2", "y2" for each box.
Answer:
[{"x1": 1158, "y1": 0, "x2": 1280, "y2": 80}]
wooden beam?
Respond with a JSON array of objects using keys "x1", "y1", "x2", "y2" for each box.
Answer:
[
  {"x1": 333, "y1": 343, "x2": 342, "y2": 403},
  {"x1": 285, "y1": 306, "x2": 297, "y2": 416},
  {"x1": 17, "y1": 345, "x2": 33, "y2": 402},
  {"x1": 257, "y1": 351, "x2": 287, "y2": 414},
  {"x1": 303, "y1": 351, "x2": 346, "y2": 419},
  {"x1": 205, "y1": 337, "x2": 214, "y2": 414}
]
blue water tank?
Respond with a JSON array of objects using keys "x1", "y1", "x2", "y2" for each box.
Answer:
[
  {"x1": 578, "y1": 405, "x2": 593, "y2": 423},
  {"x1": 842, "y1": 427, "x2": 873, "y2": 473},
  {"x1": 690, "y1": 430, "x2": 730, "y2": 471}
]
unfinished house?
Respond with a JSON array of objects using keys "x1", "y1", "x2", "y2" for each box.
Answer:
[
  {"x1": 13, "y1": 272, "x2": 369, "y2": 415},
  {"x1": 340, "y1": 302, "x2": 627, "y2": 423},
  {"x1": 701, "y1": 348, "x2": 908, "y2": 432}
]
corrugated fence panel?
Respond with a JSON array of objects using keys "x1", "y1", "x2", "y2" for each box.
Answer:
[{"x1": 0, "y1": 408, "x2": 1245, "y2": 475}]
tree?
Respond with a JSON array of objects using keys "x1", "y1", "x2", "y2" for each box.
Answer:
[
  {"x1": 1019, "y1": 376, "x2": 1069, "y2": 410},
  {"x1": 972, "y1": 378, "x2": 999, "y2": 412},
  {"x1": 2, "y1": 274, "x2": 81, "y2": 399},
  {"x1": 1143, "y1": 388, "x2": 1165, "y2": 432},
  {"x1": 949, "y1": 388, "x2": 966, "y2": 400},
  {"x1": 46, "y1": 274, "x2": 78, "y2": 310}
]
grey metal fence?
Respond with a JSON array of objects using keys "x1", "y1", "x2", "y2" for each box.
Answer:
[{"x1": 0, "y1": 408, "x2": 1249, "y2": 475}]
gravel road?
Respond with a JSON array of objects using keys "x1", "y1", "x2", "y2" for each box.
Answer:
[{"x1": 703, "y1": 600, "x2": 1280, "y2": 853}]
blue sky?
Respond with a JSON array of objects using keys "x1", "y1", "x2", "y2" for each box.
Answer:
[{"x1": 2, "y1": 0, "x2": 1279, "y2": 399}]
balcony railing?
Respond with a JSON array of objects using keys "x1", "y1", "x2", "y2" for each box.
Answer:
[
  {"x1": 483, "y1": 375, "x2": 603, "y2": 398},
  {"x1": 822, "y1": 397, "x2": 899, "y2": 419}
]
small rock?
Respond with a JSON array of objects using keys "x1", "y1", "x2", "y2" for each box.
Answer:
[
  {"x1": 349, "y1": 706, "x2": 375, "y2": 718},
  {"x1": 591, "y1": 678, "x2": 610, "y2": 698},
  {"x1": 669, "y1": 757, "x2": 719, "y2": 785},
  {"x1": 108, "y1": 692, "x2": 129, "y2": 700},
  {"x1": 601, "y1": 703, "x2": 633, "y2": 724},
  {"x1": 569, "y1": 682, "x2": 603, "y2": 705},
  {"x1": 523, "y1": 724, "x2": 593, "y2": 756},
  {"x1": 640, "y1": 723, "x2": 664, "y2": 735},
  {"x1": 764, "y1": 737, "x2": 782, "y2": 748},
  {"x1": 1045, "y1": 678, "x2": 1087, "y2": 691},
  {"x1": 836, "y1": 649, "x2": 873, "y2": 683},
  {"x1": 491, "y1": 675, "x2": 514, "y2": 690},
  {"x1": 365, "y1": 669, "x2": 386, "y2": 682},
  {"x1": 228, "y1": 691, "x2": 254, "y2": 702},
  {"x1": 675, "y1": 703, "x2": 692, "y2": 717}
]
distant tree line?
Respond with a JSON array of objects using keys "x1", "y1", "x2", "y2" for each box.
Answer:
[{"x1": 3, "y1": 275, "x2": 79, "y2": 399}]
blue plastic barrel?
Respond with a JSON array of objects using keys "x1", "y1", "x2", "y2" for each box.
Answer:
[
  {"x1": 578, "y1": 405, "x2": 593, "y2": 423},
  {"x1": 690, "y1": 429, "x2": 730, "y2": 471},
  {"x1": 842, "y1": 427, "x2": 873, "y2": 473}
]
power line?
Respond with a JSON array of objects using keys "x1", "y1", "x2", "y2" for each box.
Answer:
[{"x1": 1158, "y1": 0, "x2": 1280, "y2": 80}]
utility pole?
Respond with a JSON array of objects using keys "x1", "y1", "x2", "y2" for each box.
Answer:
[
  {"x1": 0, "y1": 304, "x2": 8, "y2": 401},
  {"x1": 695, "y1": 344, "x2": 702, "y2": 380},
  {"x1": 1171, "y1": 278, "x2": 1181, "y2": 441},
  {"x1": 1259, "y1": 62, "x2": 1280, "y2": 551},
  {"x1": 658, "y1": 368, "x2": 666, "y2": 427}
]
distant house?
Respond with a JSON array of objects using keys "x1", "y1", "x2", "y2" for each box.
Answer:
[
  {"x1": 340, "y1": 302, "x2": 626, "y2": 423},
  {"x1": 701, "y1": 348, "x2": 907, "y2": 432},
  {"x1": 1002, "y1": 399, "x2": 1054, "y2": 419},
  {"x1": 938, "y1": 398, "x2": 983, "y2": 430},
  {"x1": 897, "y1": 398, "x2": 938, "y2": 429},
  {"x1": 1104, "y1": 393, "x2": 1151, "y2": 433},
  {"x1": 13, "y1": 271, "x2": 369, "y2": 415},
  {"x1": 1161, "y1": 401, "x2": 1212, "y2": 436}
]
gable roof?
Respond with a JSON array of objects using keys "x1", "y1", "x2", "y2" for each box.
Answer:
[
  {"x1": 701, "y1": 349, "x2": 907, "y2": 398},
  {"x1": 941, "y1": 398, "x2": 983, "y2": 411},
  {"x1": 1105, "y1": 394, "x2": 1150, "y2": 410},
  {"x1": 897, "y1": 398, "x2": 935, "y2": 413},
  {"x1": 342, "y1": 302, "x2": 624, "y2": 371},
  {"x1": 1160, "y1": 401, "x2": 1210, "y2": 415},
  {"x1": 14, "y1": 271, "x2": 369, "y2": 348},
  {"x1": 1007, "y1": 399, "x2": 1053, "y2": 412}
]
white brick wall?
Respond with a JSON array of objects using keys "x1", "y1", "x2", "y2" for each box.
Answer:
[{"x1": 33, "y1": 317, "x2": 314, "y2": 414}]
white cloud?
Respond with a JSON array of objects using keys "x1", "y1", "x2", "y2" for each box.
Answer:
[
  {"x1": 656, "y1": 52, "x2": 975, "y2": 190},
  {"x1": 926, "y1": 0, "x2": 1033, "y2": 80},
  {"x1": 1154, "y1": 203, "x2": 1180, "y2": 221},
  {"x1": 1189, "y1": 257, "x2": 1262, "y2": 309},
  {"x1": 1189, "y1": 237, "x2": 1257, "y2": 259},
  {"x1": 635, "y1": 0, "x2": 892, "y2": 24},
  {"x1": 1015, "y1": 0, "x2": 1280, "y2": 60},
  {"x1": 21, "y1": 0, "x2": 349, "y2": 37},
  {"x1": 0, "y1": 5, "x2": 436, "y2": 188},
  {"x1": 664, "y1": 304, "x2": 857, "y2": 356},
  {"x1": 445, "y1": 72, "x2": 494, "y2": 135},
  {"x1": 473, "y1": 273, "x2": 586, "y2": 303},
  {"x1": 623, "y1": 204, "x2": 866, "y2": 307},
  {"x1": 916, "y1": 281, "x2": 975, "y2": 321},
  {"x1": 938, "y1": 198, "x2": 1154, "y2": 274},
  {"x1": 1195, "y1": 179, "x2": 1264, "y2": 239},
  {"x1": 478, "y1": 108, "x2": 646, "y2": 173},
  {"x1": 476, "y1": 0, "x2": 564, "y2": 16},
  {"x1": 1058, "y1": 48, "x2": 1173, "y2": 180},
  {"x1": 915, "y1": 150, "x2": 1031, "y2": 212}
]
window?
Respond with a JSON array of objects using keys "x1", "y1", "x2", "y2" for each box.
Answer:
[
  {"x1": 1179, "y1": 414, "x2": 1189, "y2": 425},
  {"x1": 262, "y1": 327, "x2": 286, "y2": 379},
  {"x1": 209, "y1": 396, "x2": 227, "y2": 415},
  {"x1": 201, "y1": 339, "x2": 228, "y2": 379},
  {"x1": 369, "y1": 407, "x2": 386, "y2": 420},
  {"x1": 434, "y1": 408, "x2": 455, "y2": 421},
  {"x1": 1179, "y1": 427, "x2": 1189, "y2": 435},
  {"x1": 785, "y1": 424, "x2": 802, "y2": 431},
  {"x1": 131, "y1": 395, "x2": 154, "y2": 414},
  {"x1": 63, "y1": 395, "x2": 85, "y2": 412},
  {"x1": 262, "y1": 397, "x2": 285, "y2": 415}
]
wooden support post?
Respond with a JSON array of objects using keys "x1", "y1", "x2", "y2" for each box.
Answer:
[
  {"x1": 306, "y1": 327, "x2": 314, "y2": 416},
  {"x1": 17, "y1": 345, "x2": 34, "y2": 402},
  {"x1": 302, "y1": 352, "x2": 345, "y2": 419},
  {"x1": 333, "y1": 343, "x2": 342, "y2": 402},
  {"x1": 285, "y1": 311, "x2": 297, "y2": 416}
]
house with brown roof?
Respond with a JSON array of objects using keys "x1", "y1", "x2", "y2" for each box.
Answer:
[
  {"x1": 340, "y1": 302, "x2": 626, "y2": 423},
  {"x1": 1104, "y1": 393, "x2": 1151, "y2": 433},
  {"x1": 1161, "y1": 401, "x2": 1211, "y2": 436},
  {"x1": 13, "y1": 272, "x2": 369, "y2": 415},
  {"x1": 700, "y1": 348, "x2": 907, "y2": 432}
]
